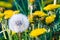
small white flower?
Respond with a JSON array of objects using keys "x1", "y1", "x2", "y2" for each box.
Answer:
[{"x1": 9, "y1": 14, "x2": 29, "y2": 33}]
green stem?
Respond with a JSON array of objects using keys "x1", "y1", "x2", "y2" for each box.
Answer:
[
  {"x1": 29, "y1": 5, "x2": 33, "y2": 15},
  {"x1": 50, "y1": 30, "x2": 52, "y2": 40},
  {"x1": 54, "y1": 0, "x2": 56, "y2": 5},
  {"x1": 36, "y1": 37, "x2": 40, "y2": 40},
  {"x1": 41, "y1": 0, "x2": 44, "y2": 11},
  {"x1": 31, "y1": 24, "x2": 34, "y2": 30},
  {"x1": 31, "y1": 24, "x2": 34, "y2": 40},
  {"x1": 28, "y1": 0, "x2": 33, "y2": 15},
  {"x1": 0, "y1": 30, "x2": 5, "y2": 33},
  {"x1": 17, "y1": 32, "x2": 21, "y2": 40},
  {"x1": 2, "y1": 24, "x2": 7, "y2": 39},
  {"x1": 41, "y1": 0, "x2": 43, "y2": 11},
  {"x1": 25, "y1": 31, "x2": 27, "y2": 40},
  {"x1": 7, "y1": 30, "x2": 12, "y2": 40},
  {"x1": 5, "y1": 20, "x2": 12, "y2": 40},
  {"x1": 44, "y1": 34, "x2": 46, "y2": 40},
  {"x1": 38, "y1": 23, "x2": 40, "y2": 28}
]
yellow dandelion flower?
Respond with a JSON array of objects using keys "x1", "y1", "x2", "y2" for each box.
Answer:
[
  {"x1": 44, "y1": 4, "x2": 60, "y2": 10},
  {"x1": 45, "y1": 14, "x2": 56, "y2": 24},
  {"x1": 29, "y1": 28, "x2": 47, "y2": 38},
  {"x1": 4, "y1": 10, "x2": 19, "y2": 19},
  {"x1": 33, "y1": 11, "x2": 48, "y2": 17},
  {"x1": 0, "y1": 13, "x2": 4, "y2": 18},
  {"x1": 4, "y1": 10, "x2": 14, "y2": 19},
  {"x1": 29, "y1": 0, "x2": 35, "y2": 3},
  {"x1": 4, "y1": 10, "x2": 14, "y2": 15},
  {"x1": 13, "y1": 10, "x2": 20, "y2": 14},
  {"x1": 28, "y1": 14, "x2": 34, "y2": 23},
  {"x1": 4, "y1": 14, "x2": 13, "y2": 19}
]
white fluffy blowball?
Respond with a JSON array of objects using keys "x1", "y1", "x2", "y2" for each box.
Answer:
[{"x1": 9, "y1": 14, "x2": 29, "y2": 33}]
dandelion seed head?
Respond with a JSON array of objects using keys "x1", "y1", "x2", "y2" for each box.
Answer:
[{"x1": 9, "y1": 14, "x2": 29, "y2": 33}]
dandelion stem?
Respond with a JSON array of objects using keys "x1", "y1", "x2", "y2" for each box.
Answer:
[
  {"x1": 28, "y1": 1, "x2": 34, "y2": 40},
  {"x1": 5, "y1": 20, "x2": 12, "y2": 40},
  {"x1": 2, "y1": 24, "x2": 7, "y2": 39},
  {"x1": 31, "y1": 24, "x2": 34, "y2": 40},
  {"x1": 25, "y1": 31, "x2": 27, "y2": 40},
  {"x1": 41, "y1": 0, "x2": 44, "y2": 11},
  {"x1": 31, "y1": 24, "x2": 34, "y2": 30},
  {"x1": 36, "y1": 37, "x2": 40, "y2": 40},
  {"x1": 7, "y1": 30, "x2": 12, "y2": 40},
  {"x1": 38, "y1": 22, "x2": 40, "y2": 28},
  {"x1": 0, "y1": 30, "x2": 6, "y2": 33},
  {"x1": 2, "y1": 20, "x2": 8, "y2": 39},
  {"x1": 28, "y1": 0, "x2": 30, "y2": 15},
  {"x1": 18, "y1": 32, "x2": 21, "y2": 40},
  {"x1": 30, "y1": 5, "x2": 33, "y2": 15},
  {"x1": 54, "y1": 0, "x2": 57, "y2": 5},
  {"x1": 44, "y1": 34, "x2": 46, "y2": 40},
  {"x1": 28, "y1": 0, "x2": 33, "y2": 15},
  {"x1": 59, "y1": 35, "x2": 60, "y2": 40}
]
